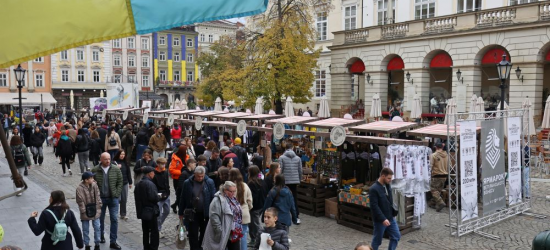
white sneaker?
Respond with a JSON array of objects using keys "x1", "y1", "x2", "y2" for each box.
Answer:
[
  {"x1": 15, "y1": 187, "x2": 22, "y2": 196},
  {"x1": 63, "y1": 173, "x2": 68, "y2": 177},
  {"x1": 296, "y1": 218, "x2": 301, "y2": 225},
  {"x1": 159, "y1": 232, "x2": 165, "y2": 239}
]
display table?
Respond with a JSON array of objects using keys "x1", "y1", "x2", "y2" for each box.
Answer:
[
  {"x1": 296, "y1": 182, "x2": 337, "y2": 217},
  {"x1": 338, "y1": 192, "x2": 370, "y2": 207}
]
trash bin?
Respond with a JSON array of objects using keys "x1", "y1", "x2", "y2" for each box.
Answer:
[{"x1": 532, "y1": 230, "x2": 550, "y2": 250}]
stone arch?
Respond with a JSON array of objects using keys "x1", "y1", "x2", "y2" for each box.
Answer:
[
  {"x1": 381, "y1": 54, "x2": 404, "y2": 71},
  {"x1": 474, "y1": 45, "x2": 511, "y2": 108},
  {"x1": 423, "y1": 50, "x2": 453, "y2": 69},
  {"x1": 345, "y1": 57, "x2": 365, "y2": 74},
  {"x1": 474, "y1": 45, "x2": 510, "y2": 66}
]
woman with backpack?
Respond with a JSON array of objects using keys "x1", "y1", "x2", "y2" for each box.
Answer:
[
  {"x1": 56, "y1": 130, "x2": 75, "y2": 177},
  {"x1": 9, "y1": 135, "x2": 32, "y2": 196},
  {"x1": 30, "y1": 125, "x2": 46, "y2": 167},
  {"x1": 262, "y1": 175, "x2": 297, "y2": 233},
  {"x1": 28, "y1": 190, "x2": 84, "y2": 250},
  {"x1": 104, "y1": 127, "x2": 121, "y2": 161},
  {"x1": 75, "y1": 128, "x2": 91, "y2": 174}
]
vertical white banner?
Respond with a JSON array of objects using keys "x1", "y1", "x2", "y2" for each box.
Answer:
[
  {"x1": 460, "y1": 120, "x2": 478, "y2": 221},
  {"x1": 507, "y1": 117, "x2": 522, "y2": 205}
]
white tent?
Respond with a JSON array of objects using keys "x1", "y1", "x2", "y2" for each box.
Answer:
[
  {"x1": 302, "y1": 111, "x2": 311, "y2": 117},
  {"x1": 475, "y1": 96, "x2": 485, "y2": 126},
  {"x1": 174, "y1": 98, "x2": 181, "y2": 109},
  {"x1": 468, "y1": 94, "x2": 477, "y2": 120},
  {"x1": 522, "y1": 97, "x2": 535, "y2": 136},
  {"x1": 343, "y1": 113, "x2": 353, "y2": 119},
  {"x1": 196, "y1": 106, "x2": 201, "y2": 111},
  {"x1": 542, "y1": 96, "x2": 550, "y2": 129},
  {"x1": 444, "y1": 98, "x2": 456, "y2": 125},
  {"x1": 410, "y1": 94, "x2": 422, "y2": 120},
  {"x1": 246, "y1": 109, "x2": 251, "y2": 114},
  {"x1": 223, "y1": 107, "x2": 229, "y2": 113},
  {"x1": 268, "y1": 110, "x2": 276, "y2": 115},
  {"x1": 181, "y1": 99, "x2": 188, "y2": 110},
  {"x1": 284, "y1": 96, "x2": 294, "y2": 117},
  {"x1": 318, "y1": 96, "x2": 330, "y2": 118},
  {"x1": 254, "y1": 97, "x2": 263, "y2": 115},
  {"x1": 214, "y1": 97, "x2": 222, "y2": 111},
  {"x1": 369, "y1": 93, "x2": 382, "y2": 118},
  {"x1": 100, "y1": 90, "x2": 104, "y2": 98},
  {"x1": 70, "y1": 90, "x2": 74, "y2": 110}
]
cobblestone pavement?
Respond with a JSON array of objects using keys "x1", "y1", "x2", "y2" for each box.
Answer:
[{"x1": 13, "y1": 144, "x2": 550, "y2": 250}]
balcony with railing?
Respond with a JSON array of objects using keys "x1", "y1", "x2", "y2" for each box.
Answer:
[
  {"x1": 157, "y1": 80, "x2": 198, "y2": 89},
  {"x1": 333, "y1": 2, "x2": 544, "y2": 46}
]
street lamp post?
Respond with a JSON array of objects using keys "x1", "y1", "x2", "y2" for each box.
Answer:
[
  {"x1": 13, "y1": 64, "x2": 26, "y2": 136},
  {"x1": 496, "y1": 54, "x2": 512, "y2": 112}
]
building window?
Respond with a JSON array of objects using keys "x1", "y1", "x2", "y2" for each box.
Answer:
[
  {"x1": 0, "y1": 73, "x2": 6, "y2": 87},
  {"x1": 187, "y1": 53, "x2": 193, "y2": 62},
  {"x1": 76, "y1": 50, "x2": 84, "y2": 61},
  {"x1": 114, "y1": 55, "x2": 121, "y2": 66},
  {"x1": 92, "y1": 50, "x2": 99, "y2": 62},
  {"x1": 93, "y1": 71, "x2": 100, "y2": 83},
  {"x1": 141, "y1": 38, "x2": 149, "y2": 50},
  {"x1": 208, "y1": 35, "x2": 213, "y2": 43},
  {"x1": 174, "y1": 71, "x2": 181, "y2": 81},
  {"x1": 142, "y1": 75, "x2": 150, "y2": 87},
  {"x1": 114, "y1": 75, "x2": 122, "y2": 83},
  {"x1": 315, "y1": 70, "x2": 326, "y2": 97},
  {"x1": 127, "y1": 37, "x2": 135, "y2": 49},
  {"x1": 174, "y1": 37, "x2": 180, "y2": 46},
  {"x1": 159, "y1": 70, "x2": 166, "y2": 81},
  {"x1": 34, "y1": 57, "x2": 43, "y2": 63},
  {"x1": 113, "y1": 39, "x2": 121, "y2": 48},
  {"x1": 60, "y1": 50, "x2": 68, "y2": 60},
  {"x1": 159, "y1": 51, "x2": 166, "y2": 61},
  {"x1": 316, "y1": 12, "x2": 327, "y2": 41},
  {"x1": 344, "y1": 5, "x2": 357, "y2": 30},
  {"x1": 77, "y1": 70, "x2": 85, "y2": 82},
  {"x1": 174, "y1": 52, "x2": 180, "y2": 62},
  {"x1": 61, "y1": 70, "x2": 69, "y2": 82},
  {"x1": 35, "y1": 74, "x2": 44, "y2": 87},
  {"x1": 510, "y1": 0, "x2": 536, "y2": 5},
  {"x1": 187, "y1": 71, "x2": 194, "y2": 82},
  {"x1": 128, "y1": 56, "x2": 135, "y2": 67},
  {"x1": 160, "y1": 36, "x2": 166, "y2": 45},
  {"x1": 457, "y1": 0, "x2": 482, "y2": 12},
  {"x1": 378, "y1": 0, "x2": 395, "y2": 25},
  {"x1": 200, "y1": 34, "x2": 205, "y2": 42},
  {"x1": 187, "y1": 38, "x2": 193, "y2": 47},
  {"x1": 142, "y1": 56, "x2": 149, "y2": 67},
  {"x1": 415, "y1": 0, "x2": 435, "y2": 20},
  {"x1": 128, "y1": 75, "x2": 135, "y2": 83}
]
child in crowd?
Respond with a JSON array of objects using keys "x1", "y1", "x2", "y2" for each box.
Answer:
[
  {"x1": 253, "y1": 207, "x2": 289, "y2": 250},
  {"x1": 354, "y1": 242, "x2": 373, "y2": 250}
]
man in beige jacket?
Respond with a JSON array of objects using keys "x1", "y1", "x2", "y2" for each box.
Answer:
[
  {"x1": 429, "y1": 142, "x2": 448, "y2": 212},
  {"x1": 149, "y1": 127, "x2": 167, "y2": 161}
]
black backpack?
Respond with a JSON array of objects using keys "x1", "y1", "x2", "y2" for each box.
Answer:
[
  {"x1": 12, "y1": 146, "x2": 26, "y2": 167},
  {"x1": 77, "y1": 135, "x2": 90, "y2": 151},
  {"x1": 109, "y1": 136, "x2": 117, "y2": 146}
]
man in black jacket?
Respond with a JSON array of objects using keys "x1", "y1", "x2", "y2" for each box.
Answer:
[
  {"x1": 96, "y1": 122, "x2": 108, "y2": 152},
  {"x1": 230, "y1": 137, "x2": 249, "y2": 180},
  {"x1": 369, "y1": 167, "x2": 400, "y2": 250},
  {"x1": 152, "y1": 157, "x2": 170, "y2": 238},
  {"x1": 134, "y1": 166, "x2": 159, "y2": 250}
]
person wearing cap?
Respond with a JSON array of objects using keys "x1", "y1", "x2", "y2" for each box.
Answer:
[
  {"x1": 230, "y1": 137, "x2": 249, "y2": 181},
  {"x1": 134, "y1": 166, "x2": 160, "y2": 250},
  {"x1": 430, "y1": 142, "x2": 448, "y2": 212},
  {"x1": 76, "y1": 171, "x2": 103, "y2": 250},
  {"x1": 152, "y1": 157, "x2": 171, "y2": 238},
  {"x1": 91, "y1": 152, "x2": 123, "y2": 249}
]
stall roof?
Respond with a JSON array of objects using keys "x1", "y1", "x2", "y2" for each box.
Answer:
[
  {"x1": 212, "y1": 112, "x2": 252, "y2": 119},
  {"x1": 304, "y1": 118, "x2": 365, "y2": 129},
  {"x1": 407, "y1": 124, "x2": 481, "y2": 139},
  {"x1": 345, "y1": 135, "x2": 428, "y2": 146},
  {"x1": 105, "y1": 107, "x2": 130, "y2": 112},
  {"x1": 239, "y1": 114, "x2": 285, "y2": 121},
  {"x1": 175, "y1": 118, "x2": 194, "y2": 124},
  {"x1": 148, "y1": 109, "x2": 181, "y2": 114},
  {"x1": 202, "y1": 121, "x2": 237, "y2": 128},
  {"x1": 191, "y1": 111, "x2": 225, "y2": 117},
  {"x1": 170, "y1": 110, "x2": 201, "y2": 115},
  {"x1": 265, "y1": 116, "x2": 319, "y2": 126},
  {"x1": 348, "y1": 121, "x2": 418, "y2": 134}
]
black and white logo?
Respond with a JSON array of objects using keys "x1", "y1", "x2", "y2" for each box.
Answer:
[{"x1": 485, "y1": 128, "x2": 500, "y2": 169}]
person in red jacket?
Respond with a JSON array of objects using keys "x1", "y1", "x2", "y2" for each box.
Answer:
[
  {"x1": 170, "y1": 123, "x2": 182, "y2": 147},
  {"x1": 168, "y1": 145, "x2": 188, "y2": 213}
]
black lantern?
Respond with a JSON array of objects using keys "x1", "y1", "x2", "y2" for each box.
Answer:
[
  {"x1": 13, "y1": 64, "x2": 26, "y2": 135},
  {"x1": 405, "y1": 71, "x2": 411, "y2": 82},
  {"x1": 496, "y1": 54, "x2": 512, "y2": 111},
  {"x1": 515, "y1": 66, "x2": 523, "y2": 83},
  {"x1": 13, "y1": 64, "x2": 26, "y2": 85},
  {"x1": 366, "y1": 73, "x2": 373, "y2": 85},
  {"x1": 456, "y1": 69, "x2": 463, "y2": 84}
]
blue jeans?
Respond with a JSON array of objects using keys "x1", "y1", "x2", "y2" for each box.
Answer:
[
  {"x1": 240, "y1": 224, "x2": 249, "y2": 250},
  {"x1": 136, "y1": 144, "x2": 148, "y2": 162},
  {"x1": 108, "y1": 149, "x2": 118, "y2": 161},
  {"x1": 100, "y1": 197, "x2": 119, "y2": 243},
  {"x1": 157, "y1": 198, "x2": 170, "y2": 231},
  {"x1": 372, "y1": 218, "x2": 401, "y2": 250},
  {"x1": 82, "y1": 218, "x2": 101, "y2": 246}
]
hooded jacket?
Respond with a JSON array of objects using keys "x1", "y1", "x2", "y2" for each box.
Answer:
[
  {"x1": 253, "y1": 221, "x2": 289, "y2": 250},
  {"x1": 134, "y1": 176, "x2": 159, "y2": 220},
  {"x1": 430, "y1": 150, "x2": 449, "y2": 176},
  {"x1": 169, "y1": 153, "x2": 189, "y2": 180},
  {"x1": 202, "y1": 192, "x2": 234, "y2": 250},
  {"x1": 262, "y1": 186, "x2": 297, "y2": 227},
  {"x1": 278, "y1": 150, "x2": 303, "y2": 185},
  {"x1": 56, "y1": 134, "x2": 74, "y2": 157},
  {"x1": 149, "y1": 133, "x2": 167, "y2": 152},
  {"x1": 152, "y1": 167, "x2": 170, "y2": 200},
  {"x1": 76, "y1": 182, "x2": 102, "y2": 220},
  {"x1": 30, "y1": 131, "x2": 46, "y2": 148},
  {"x1": 171, "y1": 126, "x2": 182, "y2": 140},
  {"x1": 28, "y1": 206, "x2": 84, "y2": 250}
]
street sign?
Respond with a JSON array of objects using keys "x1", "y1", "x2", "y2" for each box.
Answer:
[
  {"x1": 237, "y1": 120, "x2": 247, "y2": 136},
  {"x1": 330, "y1": 126, "x2": 346, "y2": 146},
  {"x1": 195, "y1": 116, "x2": 202, "y2": 130},
  {"x1": 273, "y1": 122, "x2": 285, "y2": 140}
]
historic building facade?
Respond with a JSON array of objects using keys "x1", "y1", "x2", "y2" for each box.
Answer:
[
  {"x1": 152, "y1": 27, "x2": 199, "y2": 107},
  {"x1": 51, "y1": 42, "x2": 112, "y2": 109},
  {"x1": 110, "y1": 34, "x2": 153, "y2": 91},
  {"x1": 329, "y1": 0, "x2": 550, "y2": 123}
]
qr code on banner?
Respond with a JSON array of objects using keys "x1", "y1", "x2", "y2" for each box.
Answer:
[
  {"x1": 465, "y1": 160, "x2": 473, "y2": 177},
  {"x1": 511, "y1": 152, "x2": 518, "y2": 167}
]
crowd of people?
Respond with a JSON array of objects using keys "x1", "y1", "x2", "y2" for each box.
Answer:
[{"x1": 10, "y1": 113, "x2": 306, "y2": 250}]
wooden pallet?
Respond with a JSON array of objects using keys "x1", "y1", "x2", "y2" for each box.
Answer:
[
  {"x1": 297, "y1": 182, "x2": 338, "y2": 217},
  {"x1": 337, "y1": 197, "x2": 416, "y2": 237}
]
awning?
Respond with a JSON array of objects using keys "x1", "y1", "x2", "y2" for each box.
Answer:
[
  {"x1": 139, "y1": 91, "x2": 164, "y2": 100},
  {"x1": 0, "y1": 92, "x2": 57, "y2": 105}
]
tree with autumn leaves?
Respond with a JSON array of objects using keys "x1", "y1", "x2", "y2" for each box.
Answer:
[{"x1": 196, "y1": 0, "x2": 330, "y2": 113}]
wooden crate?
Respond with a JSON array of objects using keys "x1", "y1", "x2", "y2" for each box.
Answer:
[
  {"x1": 297, "y1": 182, "x2": 337, "y2": 199},
  {"x1": 297, "y1": 182, "x2": 338, "y2": 217},
  {"x1": 337, "y1": 197, "x2": 416, "y2": 237}
]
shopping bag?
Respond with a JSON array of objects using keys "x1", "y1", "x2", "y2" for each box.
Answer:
[{"x1": 175, "y1": 219, "x2": 187, "y2": 249}]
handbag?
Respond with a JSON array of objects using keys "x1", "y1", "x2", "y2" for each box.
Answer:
[
  {"x1": 141, "y1": 205, "x2": 160, "y2": 221},
  {"x1": 175, "y1": 219, "x2": 187, "y2": 249},
  {"x1": 85, "y1": 187, "x2": 97, "y2": 218}
]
